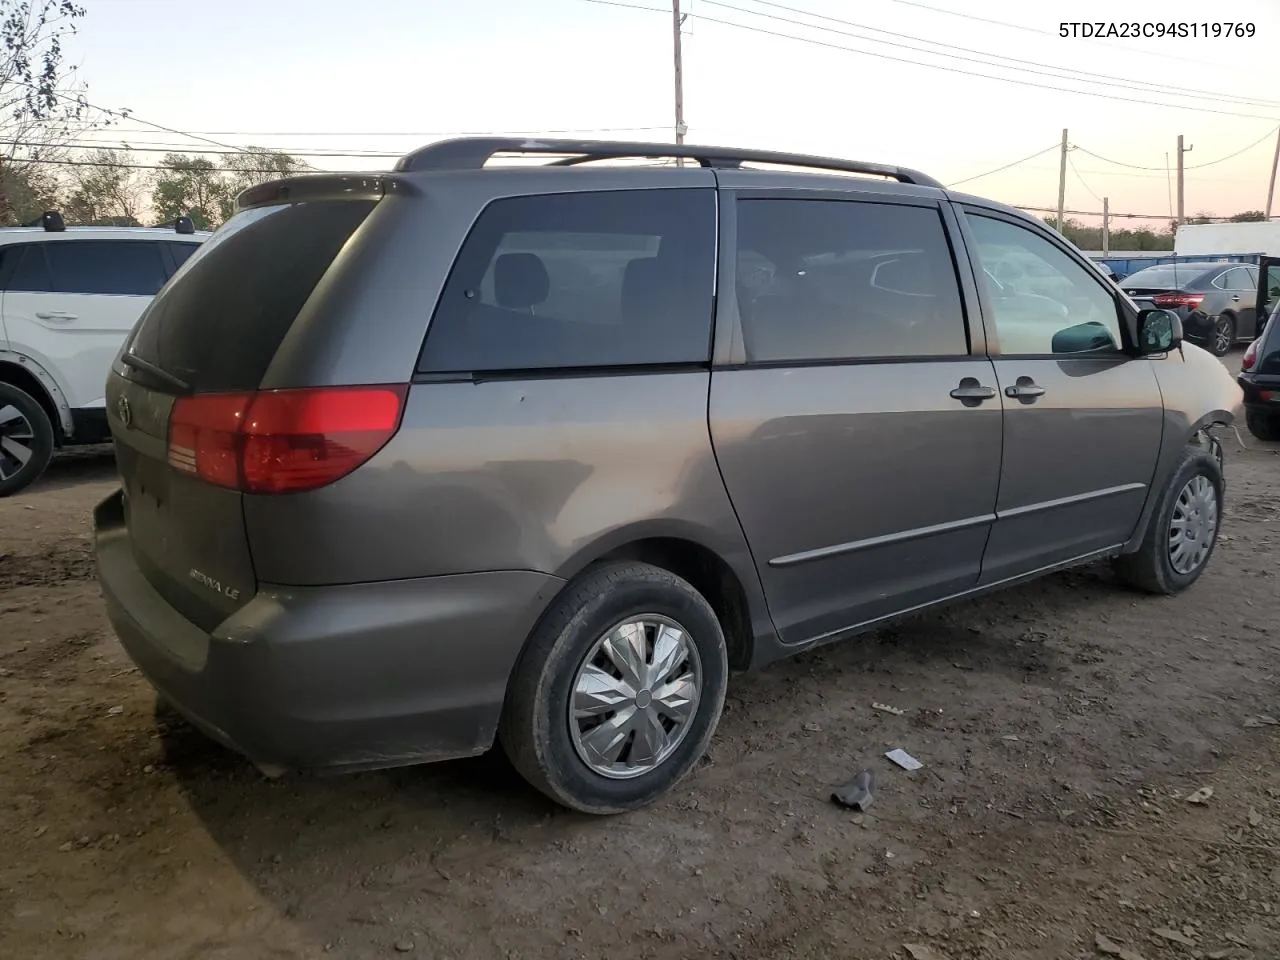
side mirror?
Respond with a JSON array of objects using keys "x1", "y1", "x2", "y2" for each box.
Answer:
[
  {"x1": 1136, "y1": 308, "x2": 1182, "y2": 354},
  {"x1": 1051, "y1": 321, "x2": 1117, "y2": 354}
]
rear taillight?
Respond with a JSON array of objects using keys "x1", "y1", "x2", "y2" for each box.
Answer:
[
  {"x1": 168, "y1": 385, "x2": 406, "y2": 494},
  {"x1": 1151, "y1": 293, "x2": 1205, "y2": 309},
  {"x1": 1241, "y1": 339, "x2": 1260, "y2": 371}
]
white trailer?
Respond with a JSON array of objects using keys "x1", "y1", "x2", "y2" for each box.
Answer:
[{"x1": 1174, "y1": 221, "x2": 1280, "y2": 256}]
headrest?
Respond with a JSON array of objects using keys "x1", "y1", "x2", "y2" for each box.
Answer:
[{"x1": 494, "y1": 252, "x2": 550, "y2": 310}]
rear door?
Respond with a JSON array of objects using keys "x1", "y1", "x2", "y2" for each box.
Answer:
[
  {"x1": 106, "y1": 199, "x2": 379, "y2": 631},
  {"x1": 1, "y1": 240, "x2": 167, "y2": 407},
  {"x1": 709, "y1": 190, "x2": 1002, "y2": 645},
  {"x1": 957, "y1": 208, "x2": 1164, "y2": 583},
  {"x1": 1215, "y1": 265, "x2": 1258, "y2": 338}
]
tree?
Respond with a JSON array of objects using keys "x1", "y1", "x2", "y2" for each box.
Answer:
[
  {"x1": 150, "y1": 153, "x2": 231, "y2": 230},
  {"x1": 1229, "y1": 210, "x2": 1267, "y2": 222},
  {"x1": 216, "y1": 145, "x2": 308, "y2": 222},
  {"x1": 151, "y1": 147, "x2": 308, "y2": 229},
  {"x1": 0, "y1": 1, "x2": 119, "y2": 222},
  {"x1": 64, "y1": 147, "x2": 143, "y2": 224}
]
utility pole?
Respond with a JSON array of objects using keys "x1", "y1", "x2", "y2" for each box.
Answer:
[
  {"x1": 1056, "y1": 128, "x2": 1068, "y2": 233},
  {"x1": 672, "y1": 0, "x2": 687, "y2": 164},
  {"x1": 1102, "y1": 197, "x2": 1110, "y2": 256},
  {"x1": 1266, "y1": 126, "x2": 1280, "y2": 218},
  {"x1": 1176, "y1": 135, "x2": 1193, "y2": 224}
]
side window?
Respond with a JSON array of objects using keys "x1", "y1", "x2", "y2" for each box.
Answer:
[
  {"x1": 9, "y1": 246, "x2": 53, "y2": 292},
  {"x1": 965, "y1": 214, "x2": 1123, "y2": 356},
  {"x1": 419, "y1": 189, "x2": 716, "y2": 373},
  {"x1": 44, "y1": 241, "x2": 168, "y2": 296},
  {"x1": 735, "y1": 199, "x2": 967, "y2": 362}
]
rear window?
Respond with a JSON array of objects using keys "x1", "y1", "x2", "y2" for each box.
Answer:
[
  {"x1": 125, "y1": 200, "x2": 375, "y2": 393},
  {"x1": 1121, "y1": 264, "x2": 1215, "y2": 289},
  {"x1": 418, "y1": 188, "x2": 716, "y2": 373}
]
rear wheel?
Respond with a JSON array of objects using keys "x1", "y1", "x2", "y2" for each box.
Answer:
[
  {"x1": 1246, "y1": 407, "x2": 1280, "y2": 442},
  {"x1": 1113, "y1": 443, "x2": 1223, "y2": 594},
  {"x1": 1208, "y1": 314, "x2": 1235, "y2": 356},
  {"x1": 500, "y1": 561, "x2": 728, "y2": 814},
  {"x1": 0, "y1": 383, "x2": 55, "y2": 497}
]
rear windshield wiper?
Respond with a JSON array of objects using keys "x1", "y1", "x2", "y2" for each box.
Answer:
[{"x1": 120, "y1": 352, "x2": 192, "y2": 395}]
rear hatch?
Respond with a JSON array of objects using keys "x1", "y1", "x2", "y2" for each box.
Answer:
[{"x1": 107, "y1": 186, "x2": 385, "y2": 631}]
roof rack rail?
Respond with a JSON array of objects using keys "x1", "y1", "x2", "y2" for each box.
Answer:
[
  {"x1": 393, "y1": 137, "x2": 943, "y2": 188},
  {"x1": 21, "y1": 210, "x2": 65, "y2": 232}
]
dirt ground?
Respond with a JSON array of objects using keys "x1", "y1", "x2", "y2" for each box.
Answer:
[{"x1": 2, "y1": 352, "x2": 1278, "y2": 960}]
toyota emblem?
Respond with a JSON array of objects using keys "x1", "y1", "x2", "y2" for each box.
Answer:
[{"x1": 117, "y1": 395, "x2": 132, "y2": 428}]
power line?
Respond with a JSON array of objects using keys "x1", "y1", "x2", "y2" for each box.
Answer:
[
  {"x1": 712, "y1": 0, "x2": 1280, "y2": 110},
  {"x1": 5, "y1": 156, "x2": 321, "y2": 174},
  {"x1": 946, "y1": 143, "x2": 1059, "y2": 187},
  {"x1": 1067, "y1": 152, "x2": 1103, "y2": 203},
  {"x1": 80, "y1": 125, "x2": 672, "y2": 140},
  {"x1": 8, "y1": 139, "x2": 402, "y2": 159},
  {"x1": 1075, "y1": 125, "x2": 1280, "y2": 171},
  {"x1": 583, "y1": 0, "x2": 1280, "y2": 122}
]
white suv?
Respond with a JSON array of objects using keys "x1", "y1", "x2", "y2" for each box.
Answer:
[{"x1": 0, "y1": 212, "x2": 209, "y2": 495}]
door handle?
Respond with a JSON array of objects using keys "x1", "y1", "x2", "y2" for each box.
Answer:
[
  {"x1": 949, "y1": 378, "x2": 997, "y2": 406},
  {"x1": 1231, "y1": 295, "x2": 1241, "y2": 302},
  {"x1": 35, "y1": 311, "x2": 77, "y2": 322},
  {"x1": 1005, "y1": 379, "x2": 1046, "y2": 401}
]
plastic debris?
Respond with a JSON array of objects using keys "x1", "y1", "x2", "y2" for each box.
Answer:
[
  {"x1": 885, "y1": 748, "x2": 923, "y2": 771},
  {"x1": 831, "y1": 769, "x2": 876, "y2": 811},
  {"x1": 872, "y1": 702, "x2": 905, "y2": 716}
]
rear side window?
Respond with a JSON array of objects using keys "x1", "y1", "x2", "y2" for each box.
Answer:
[
  {"x1": 6, "y1": 241, "x2": 168, "y2": 295},
  {"x1": 126, "y1": 200, "x2": 376, "y2": 393},
  {"x1": 166, "y1": 241, "x2": 200, "y2": 272},
  {"x1": 418, "y1": 188, "x2": 716, "y2": 373},
  {"x1": 734, "y1": 199, "x2": 967, "y2": 363}
]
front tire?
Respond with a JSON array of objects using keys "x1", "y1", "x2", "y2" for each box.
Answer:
[
  {"x1": 1245, "y1": 407, "x2": 1280, "y2": 442},
  {"x1": 500, "y1": 561, "x2": 728, "y2": 814},
  {"x1": 0, "y1": 383, "x2": 55, "y2": 497},
  {"x1": 1113, "y1": 442, "x2": 1223, "y2": 595},
  {"x1": 1207, "y1": 314, "x2": 1235, "y2": 356}
]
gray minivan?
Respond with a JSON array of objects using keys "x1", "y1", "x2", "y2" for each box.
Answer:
[{"x1": 94, "y1": 138, "x2": 1242, "y2": 814}]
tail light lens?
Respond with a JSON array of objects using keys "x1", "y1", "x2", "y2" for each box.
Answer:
[
  {"x1": 168, "y1": 385, "x2": 407, "y2": 494},
  {"x1": 1151, "y1": 293, "x2": 1205, "y2": 309},
  {"x1": 1241, "y1": 339, "x2": 1260, "y2": 371}
]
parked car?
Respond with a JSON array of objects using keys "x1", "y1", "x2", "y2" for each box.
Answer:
[
  {"x1": 94, "y1": 138, "x2": 1242, "y2": 815},
  {"x1": 1238, "y1": 312, "x2": 1280, "y2": 441},
  {"x1": 1119, "y1": 260, "x2": 1263, "y2": 357},
  {"x1": 0, "y1": 213, "x2": 209, "y2": 495}
]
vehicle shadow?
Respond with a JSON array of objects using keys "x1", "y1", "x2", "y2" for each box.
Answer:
[{"x1": 29, "y1": 445, "x2": 117, "y2": 493}]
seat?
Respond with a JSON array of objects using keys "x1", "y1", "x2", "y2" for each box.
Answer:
[{"x1": 493, "y1": 252, "x2": 550, "y2": 313}]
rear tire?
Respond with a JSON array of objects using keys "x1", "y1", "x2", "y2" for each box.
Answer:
[
  {"x1": 0, "y1": 382, "x2": 55, "y2": 497},
  {"x1": 1245, "y1": 408, "x2": 1280, "y2": 442},
  {"x1": 1207, "y1": 314, "x2": 1235, "y2": 356},
  {"x1": 1113, "y1": 443, "x2": 1223, "y2": 595},
  {"x1": 499, "y1": 561, "x2": 728, "y2": 815}
]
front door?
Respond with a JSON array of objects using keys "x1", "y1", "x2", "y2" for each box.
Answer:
[
  {"x1": 958, "y1": 209, "x2": 1164, "y2": 584},
  {"x1": 710, "y1": 192, "x2": 1003, "y2": 645},
  {"x1": 0, "y1": 240, "x2": 168, "y2": 408}
]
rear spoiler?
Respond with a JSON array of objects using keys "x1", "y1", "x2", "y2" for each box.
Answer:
[{"x1": 235, "y1": 174, "x2": 388, "y2": 213}]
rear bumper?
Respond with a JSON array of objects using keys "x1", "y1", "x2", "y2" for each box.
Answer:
[
  {"x1": 1237, "y1": 372, "x2": 1280, "y2": 408},
  {"x1": 93, "y1": 490, "x2": 564, "y2": 771}
]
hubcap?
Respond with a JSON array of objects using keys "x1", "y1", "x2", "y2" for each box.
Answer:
[
  {"x1": 0, "y1": 404, "x2": 36, "y2": 481},
  {"x1": 1168, "y1": 474, "x2": 1219, "y2": 575},
  {"x1": 568, "y1": 615, "x2": 702, "y2": 780},
  {"x1": 1213, "y1": 318, "x2": 1232, "y2": 353}
]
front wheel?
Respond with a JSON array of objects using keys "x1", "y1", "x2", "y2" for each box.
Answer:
[
  {"x1": 1207, "y1": 314, "x2": 1235, "y2": 356},
  {"x1": 500, "y1": 561, "x2": 728, "y2": 814},
  {"x1": 0, "y1": 383, "x2": 56, "y2": 497},
  {"x1": 1113, "y1": 443, "x2": 1223, "y2": 595},
  {"x1": 1246, "y1": 407, "x2": 1280, "y2": 442}
]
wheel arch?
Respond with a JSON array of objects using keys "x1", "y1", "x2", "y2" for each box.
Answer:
[
  {"x1": 0, "y1": 352, "x2": 71, "y2": 442},
  {"x1": 549, "y1": 521, "x2": 775, "y2": 671}
]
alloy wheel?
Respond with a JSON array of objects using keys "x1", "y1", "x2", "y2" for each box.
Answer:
[{"x1": 0, "y1": 403, "x2": 36, "y2": 482}]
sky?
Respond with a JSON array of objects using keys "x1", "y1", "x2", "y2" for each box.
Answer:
[{"x1": 61, "y1": 0, "x2": 1280, "y2": 226}]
